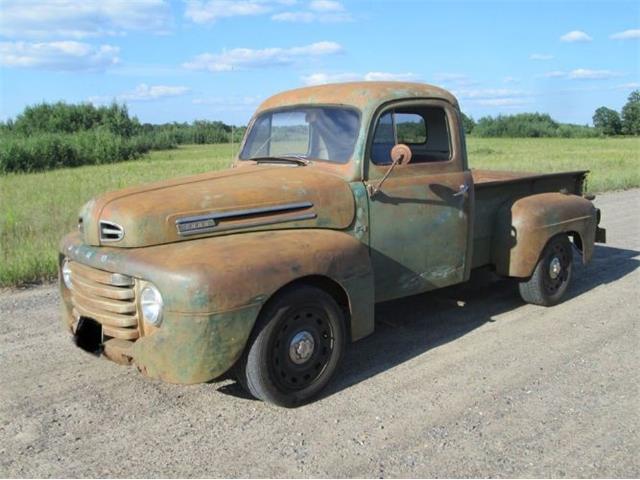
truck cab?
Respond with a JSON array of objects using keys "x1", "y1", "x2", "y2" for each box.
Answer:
[{"x1": 59, "y1": 82, "x2": 605, "y2": 407}]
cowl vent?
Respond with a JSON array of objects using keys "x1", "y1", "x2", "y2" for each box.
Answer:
[{"x1": 100, "y1": 221, "x2": 124, "y2": 242}]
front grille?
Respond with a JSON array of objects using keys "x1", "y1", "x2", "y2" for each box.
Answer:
[{"x1": 68, "y1": 261, "x2": 139, "y2": 340}]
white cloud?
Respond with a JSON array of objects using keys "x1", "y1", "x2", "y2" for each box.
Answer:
[
  {"x1": 192, "y1": 95, "x2": 260, "y2": 105},
  {"x1": 454, "y1": 88, "x2": 526, "y2": 99},
  {"x1": 529, "y1": 53, "x2": 554, "y2": 60},
  {"x1": 272, "y1": 0, "x2": 350, "y2": 22},
  {"x1": 503, "y1": 76, "x2": 520, "y2": 84},
  {"x1": 541, "y1": 69, "x2": 620, "y2": 80},
  {"x1": 0, "y1": 41, "x2": 119, "y2": 71},
  {"x1": 363, "y1": 72, "x2": 418, "y2": 82},
  {"x1": 271, "y1": 11, "x2": 350, "y2": 22},
  {"x1": 568, "y1": 68, "x2": 619, "y2": 79},
  {"x1": 560, "y1": 30, "x2": 592, "y2": 42},
  {"x1": 453, "y1": 88, "x2": 530, "y2": 108},
  {"x1": 184, "y1": 0, "x2": 271, "y2": 23},
  {"x1": 309, "y1": 0, "x2": 344, "y2": 12},
  {"x1": 185, "y1": 0, "x2": 350, "y2": 24},
  {"x1": 610, "y1": 29, "x2": 640, "y2": 40},
  {"x1": 119, "y1": 84, "x2": 190, "y2": 101},
  {"x1": 301, "y1": 71, "x2": 418, "y2": 85},
  {"x1": 542, "y1": 71, "x2": 564, "y2": 78},
  {"x1": 0, "y1": 0, "x2": 171, "y2": 39},
  {"x1": 432, "y1": 73, "x2": 477, "y2": 86},
  {"x1": 542, "y1": 70, "x2": 567, "y2": 78},
  {"x1": 475, "y1": 98, "x2": 530, "y2": 107},
  {"x1": 89, "y1": 84, "x2": 190, "y2": 103},
  {"x1": 302, "y1": 72, "x2": 359, "y2": 84},
  {"x1": 183, "y1": 41, "x2": 343, "y2": 72},
  {"x1": 192, "y1": 95, "x2": 261, "y2": 111},
  {"x1": 616, "y1": 82, "x2": 640, "y2": 90},
  {"x1": 271, "y1": 12, "x2": 316, "y2": 22}
]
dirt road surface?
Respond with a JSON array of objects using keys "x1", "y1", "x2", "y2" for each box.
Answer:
[{"x1": 1, "y1": 189, "x2": 638, "y2": 478}]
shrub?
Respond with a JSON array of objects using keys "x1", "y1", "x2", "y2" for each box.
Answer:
[
  {"x1": 474, "y1": 113, "x2": 599, "y2": 138},
  {"x1": 1, "y1": 101, "x2": 245, "y2": 173},
  {"x1": 0, "y1": 130, "x2": 150, "y2": 173},
  {"x1": 593, "y1": 107, "x2": 622, "y2": 135}
]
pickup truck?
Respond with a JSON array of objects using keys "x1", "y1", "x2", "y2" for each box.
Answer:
[{"x1": 59, "y1": 82, "x2": 606, "y2": 407}]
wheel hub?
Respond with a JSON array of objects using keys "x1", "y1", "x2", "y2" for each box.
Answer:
[
  {"x1": 289, "y1": 331, "x2": 315, "y2": 364},
  {"x1": 549, "y1": 256, "x2": 562, "y2": 279}
]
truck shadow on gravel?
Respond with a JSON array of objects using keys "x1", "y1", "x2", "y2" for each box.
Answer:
[{"x1": 218, "y1": 244, "x2": 639, "y2": 403}]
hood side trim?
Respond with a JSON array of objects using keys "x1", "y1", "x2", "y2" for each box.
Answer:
[{"x1": 176, "y1": 201, "x2": 315, "y2": 237}]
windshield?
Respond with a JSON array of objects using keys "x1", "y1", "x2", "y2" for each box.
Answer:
[{"x1": 240, "y1": 106, "x2": 360, "y2": 164}]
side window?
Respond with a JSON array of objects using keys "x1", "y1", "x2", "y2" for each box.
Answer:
[
  {"x1": 396, "y1": 113, "x2": 426, "y2": 144},
  {"x1": 370, "y1": 106, "x2": 451, "y2": 165}
]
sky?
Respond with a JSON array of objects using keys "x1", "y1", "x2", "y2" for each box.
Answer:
[{"x1": 0, "y1": 0, "x2": 639, "y2": 126}]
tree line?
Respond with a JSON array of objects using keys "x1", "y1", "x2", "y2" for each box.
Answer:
[
  {"x1": 0, "y1": 102, "x2": 244, "y2": 173},
  {"x1": 462, "y1": 90, "x2": 640, "y2": 137},
  {"x1": 2, "y1": 92, "x2": 637, "y2": 174},
  {"x1": 592, "y1": 90, "x2": 640, "y2": 136}
]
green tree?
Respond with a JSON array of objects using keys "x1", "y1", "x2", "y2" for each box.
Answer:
[
  {"x1": 461, "y1": 112, "x2": 475, "y2": 134},
  {"x1": 592, "y1": 106, "x2": 622, "y2": 135},
  {"x1": 621, "y1": 90, "x2": 640, "y2": 135}
]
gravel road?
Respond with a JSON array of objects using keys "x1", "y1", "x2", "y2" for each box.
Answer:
[{"x1": 1, "y1": 189, "x2": 638, "y2": 478}]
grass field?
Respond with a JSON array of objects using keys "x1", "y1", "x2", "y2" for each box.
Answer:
[{"x1": 1, "y1": 137, "x2": 638, "y2": 286}]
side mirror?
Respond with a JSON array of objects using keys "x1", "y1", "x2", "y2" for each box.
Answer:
[{"x1": 367, "y1": 144, "x2": 412, "y2": 197}]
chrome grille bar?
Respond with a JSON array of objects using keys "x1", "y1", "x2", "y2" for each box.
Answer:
[{"x1": 68, "y1": 261, "x2": 139, "y2": 340}]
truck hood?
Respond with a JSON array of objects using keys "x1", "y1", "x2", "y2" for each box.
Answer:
[{"x1": 79, "y1": 164, "x2": 355, "y2": 248}]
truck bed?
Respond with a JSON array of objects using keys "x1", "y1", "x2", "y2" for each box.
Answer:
[
  {"x1": 471, "y1": 169, "x2": 589, "y2": 269},
  {"x1": 472, "y1": 169, "x2": 589, "y2": 189}
]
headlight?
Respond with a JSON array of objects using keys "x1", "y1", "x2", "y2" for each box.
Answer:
[
  {"x1": 62, "y1": 259, "x2": 73, "y2": 289},
  {"x1": 140, "y1": 284, "x2": 163, "y2": 326}
]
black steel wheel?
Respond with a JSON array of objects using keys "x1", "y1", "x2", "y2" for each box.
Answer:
[
  {"x1": 237, "y1": 285, "x2": 346, "y2": 407},
  {"x1": 519, "y1": 234, "x2": 573, "y2": 306}
]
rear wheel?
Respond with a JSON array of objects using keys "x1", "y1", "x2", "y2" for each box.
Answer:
[
  {"x1": 519, "y1": 234, "x2": 573, "y2": 306},
  {"x1": 237, "y1": 285, "x2": 346, "y2": 407}
]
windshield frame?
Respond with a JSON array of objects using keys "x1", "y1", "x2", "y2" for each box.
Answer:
[{"x1": 238, "y1": 104, "x2": 363, "y2": 165}]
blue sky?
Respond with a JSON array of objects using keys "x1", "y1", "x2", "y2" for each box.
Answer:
[{"x1": 1, "y1": 0, "x2": 638, "y2": 125}]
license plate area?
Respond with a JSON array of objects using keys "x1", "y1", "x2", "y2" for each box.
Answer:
[{"x1": 74, "y1": 317, "x2": 103, "y2": 354}]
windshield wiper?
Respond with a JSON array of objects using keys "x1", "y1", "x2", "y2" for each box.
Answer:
[{"x1": 252, "y1": 155, "x2": 310, "y2": 166}]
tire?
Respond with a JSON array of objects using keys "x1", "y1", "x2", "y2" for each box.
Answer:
[
  {"x1": 237, "y1": 285, "x2": 346, "y2": 407},
  {"x1": 518, "y1": 234, "x2": 573, "y2": 306}
]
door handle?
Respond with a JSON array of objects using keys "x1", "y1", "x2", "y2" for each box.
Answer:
[{"x1": 453, "y1": 183, "x2": 469, "y2": 197}]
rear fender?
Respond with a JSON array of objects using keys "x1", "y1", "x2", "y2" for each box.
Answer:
[{"x1": 492, "y1": 193, "x2": 597, "y2": 278}]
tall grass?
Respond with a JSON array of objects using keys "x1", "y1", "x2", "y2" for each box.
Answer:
[
  {"x1": 0, "y1": 144, "x2": 236, "y2": 286},
  {"x1": 0, "y1": 138, "x2": 638, "y2": 287},
  {"x1": 468, "y1": 137, "x2": 640, "y2": 191}
]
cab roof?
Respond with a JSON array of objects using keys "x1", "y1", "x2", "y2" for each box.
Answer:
[{"x1": 256, "y1": 81, "x2": 459, "y2": 114}]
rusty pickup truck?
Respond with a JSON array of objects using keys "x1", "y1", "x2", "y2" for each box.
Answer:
[{"x1": 59, "y1": 82, "x2": 606, "y2": 406}]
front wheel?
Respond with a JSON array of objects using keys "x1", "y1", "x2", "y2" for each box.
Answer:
[
  {"x1": 237, "y1": 285, "x2": 346, "y2": 407},
  {"x1": 519, "y1": 234, "x2": 573, "y2": 306}
]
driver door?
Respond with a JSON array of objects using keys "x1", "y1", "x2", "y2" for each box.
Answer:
[{"x1": 365, "y1": 101, "x2": 473, "y2": 303}]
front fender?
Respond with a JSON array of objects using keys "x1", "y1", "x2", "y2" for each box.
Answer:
[
  {"x1": 61, "y1": 229, "x2": 374, "y2": 383},
  {"x1": 492, "y1": 193, "x2": 597, "y2": 278}
]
